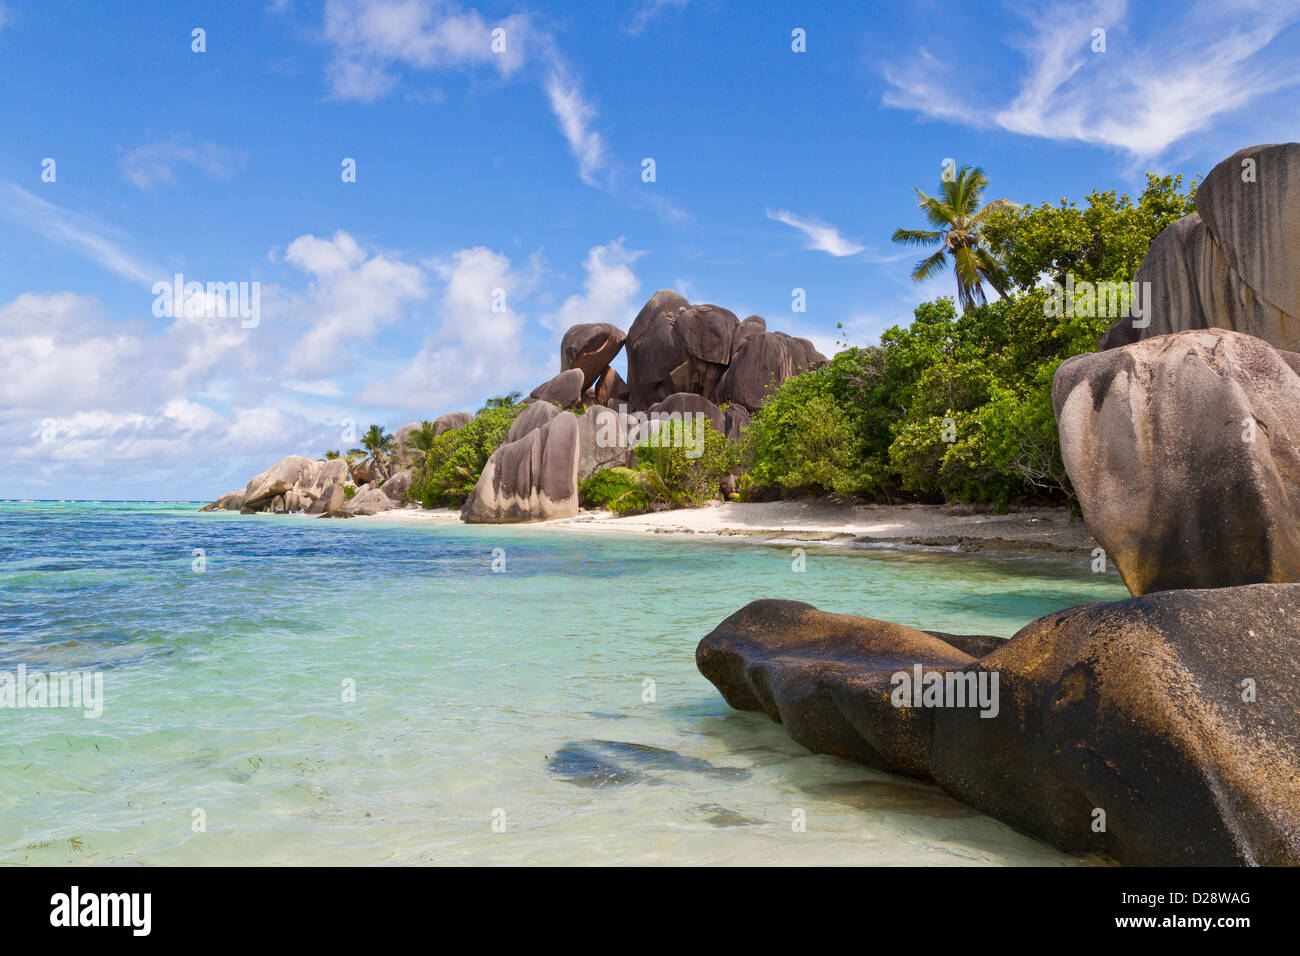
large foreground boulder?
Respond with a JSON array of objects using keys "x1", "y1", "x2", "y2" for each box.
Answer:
[
  {"x1": 461, "y1": 413, "x2": 580, "y2": 523},
  {"x1": 1100, "y1": 143, "x2": 1300, "y2": 351},
  {"x1": 697, "y1": 591, "x2": 1300, "y2": 866},
  {"x1": 561, "y1": 323, "x2": 626, "y2": 392},
  {"x1": 1054, "y1": 328, "x2": 1300, "y2": 595}
]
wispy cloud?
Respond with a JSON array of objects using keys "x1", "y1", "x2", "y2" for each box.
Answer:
[
  {"x1": 543, "y1": 64, "x2": 606, "y2": 187},
  {"x1": 627, "y1": 0, "x2": 689, "y2": 35},
  {"x1": 119, "y1": 137, "x2": 248, "y2": 189},
  {"x1": 0, "y1": 183, "x2": 162, "y2": 284},
  {"x1": 766, "y1": 208, "x2": 865, "y2": 257},
  {"x1": 316, "y1": 0, "x2": 661, "y2": 210},
  {"x1": 882, "y1": 0, "x2": 1300, "y2": 160}
]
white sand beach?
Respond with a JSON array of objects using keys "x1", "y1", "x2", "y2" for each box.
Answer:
[{"x1": 361, "y1": 499, "x2": 1099, "y2": 554}]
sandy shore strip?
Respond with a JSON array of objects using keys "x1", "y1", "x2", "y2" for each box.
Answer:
[{"x1": 360, "y1": 500, "x2": 1099, "y2": 555}]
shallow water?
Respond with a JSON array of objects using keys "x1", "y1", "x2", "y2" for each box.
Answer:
[{"x1": 0, "y1": 502, "x2": 1127, "y2": 865}]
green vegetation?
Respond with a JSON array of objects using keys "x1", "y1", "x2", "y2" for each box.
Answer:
[
  {"x1": 411, "y1": 402, "x2": 526, "y2": 508},
  {"x1": 578, "y1": 467, "x2": 645, "y2": 514},
  {"x1": 747, "y1": 171, "x2": 1198, "y2": 509},
  {"x1": 577, "y1": 420, "x2": 738, "y2": 515}
]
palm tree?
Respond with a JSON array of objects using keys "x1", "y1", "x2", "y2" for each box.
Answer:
[
  {"x1": 479, "y1": 392, "x2": 522, "y2": 413},
  {"x1": 323, "y1": 449, "x2": 340, "y2": 460},
  {"x1": 407, "y1": 421, "x2": 441, "y2": 473},
  {"x1": 892, "y1": 166, "x2": 1015, "y2": 311},
  {"x1": 360, "y1": 424, "x2": 393, "y2": 460}
]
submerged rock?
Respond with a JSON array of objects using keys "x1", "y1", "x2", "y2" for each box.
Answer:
[
  {"x1": 697, "y1": 592, "x2": 1300, "y2": 866},
  {"x1": 547, "y1": 739, "x2": 750, "y2": 789}
]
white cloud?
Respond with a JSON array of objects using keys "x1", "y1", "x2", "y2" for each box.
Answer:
[
  {"x1": 546, "y1": 239, "x2": 645, "y2": 332},
  {"x1": 119, "y1": 136, "x2": 247, "y2": 189},
  {"x1": 0, "y1": 291, "x2": 313, "y2": 475},
  {"x1": 279, "y1": 231, "x2": 428, "y2": 376},
  {"x1": 359, "y1": 245, "x2": 543, "y2": 410},
  {"x1": 322, "y1": 0, "x2": 527, "y2": 100},
  {"x1": 0, "y1": 183, "x2": 162, "y2": 284},
  {"x1": 882, "y1": 0, "x2": 1300, "y2": 160},
  {"x1": 766, "y1": 208, "x2": 865, "y2": 257}
]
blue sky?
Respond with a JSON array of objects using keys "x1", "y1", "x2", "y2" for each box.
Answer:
[{"x1": 2, "y1": 0, "x2": 1298, "y2": 499}]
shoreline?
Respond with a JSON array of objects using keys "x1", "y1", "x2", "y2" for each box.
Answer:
[{"x1": 352, "y1": 499, "x2": 1099, "y2": 557}]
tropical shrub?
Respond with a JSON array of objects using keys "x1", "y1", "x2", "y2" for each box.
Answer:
[
  {"x1": 634, "y1": 418, "x2": 737, "y2": 507},
  {"x1": 412, "y1": 403, "x2": 526, "y2": 508}
]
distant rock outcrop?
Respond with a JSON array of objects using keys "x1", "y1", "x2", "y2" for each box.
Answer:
[
  {"x1": 1054, "y1": 328, "x2": 1300, "y2": 595},
  {"x1": 561, "y1": 323, "x2": 626, "y2": 392},
  {"x1": 724, "y1": 403, "x2": 751, "y2": 443},
  {"x1": 208, "y1": 456, "x2": 350, "y2": 513},
  {"x1": 343, "y1": 486, "x2": 398, "y2": 516},
  {"x1": 1099, "y1": 142, "x2": 1300, "y2": 351},
  {"x1": 594, "y1": 366, "x2": 629, "y2": 407},
  {"x1": 506, "y1": 400, "x2": 562, "y2": 443},
  {"x1": 529, "y1": 368, "x2": 585, "y2": 408},
  {"x1": 715, "y1": 329, "x2": 825, "y2": 411},
  {"x1": 698, "y1": 592, "x2": 1300, "y2": 866},
  {"x1": 461, "y1": 413, "x2": 580, "y2": 523},
  {"x1": 626, "y1": 292, "x2": 738, "y2": 407},
  {"x1": 651, "y1": 392, "x2": 724, "y2": 434}
]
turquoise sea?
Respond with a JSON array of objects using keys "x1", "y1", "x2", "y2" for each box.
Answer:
[{"x1": 0, "y1": 502, "x2": 1127, "y2": 865}]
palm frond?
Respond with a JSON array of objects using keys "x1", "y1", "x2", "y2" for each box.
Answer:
[
  {"x1": 911, "y1": 248, "x2": 948, "y2": 283},
  {"x1": 891, "y1": 228, "x2": 943, "y2": 247}
]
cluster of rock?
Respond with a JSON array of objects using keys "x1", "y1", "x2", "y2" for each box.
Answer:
[
  {"x1": 696, "y1": 143, "x2": 1300, "y2": 865},
  {"x1": 461, "y1": 290, "x2": 824, "y2": 523},
  {"x1": 202, "y1": 410, "x2": 476, "y2": 517},
  {"x1": 204, "y1": 290, "x2": 821, "y2": 522}
]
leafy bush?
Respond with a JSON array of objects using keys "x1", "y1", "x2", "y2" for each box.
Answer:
[
  {"x1": 411, "y1": 403, "x2": 526, "y2": 508},
  {"x1": 578, "y1": 467, "x2": 653, "y2": 515},
  {"x1": 579, "y1": 467, "x2": 639, "y2": 508},
  {"x1": 634, "y1": 418, "x2": 737, "y2": 507}
]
